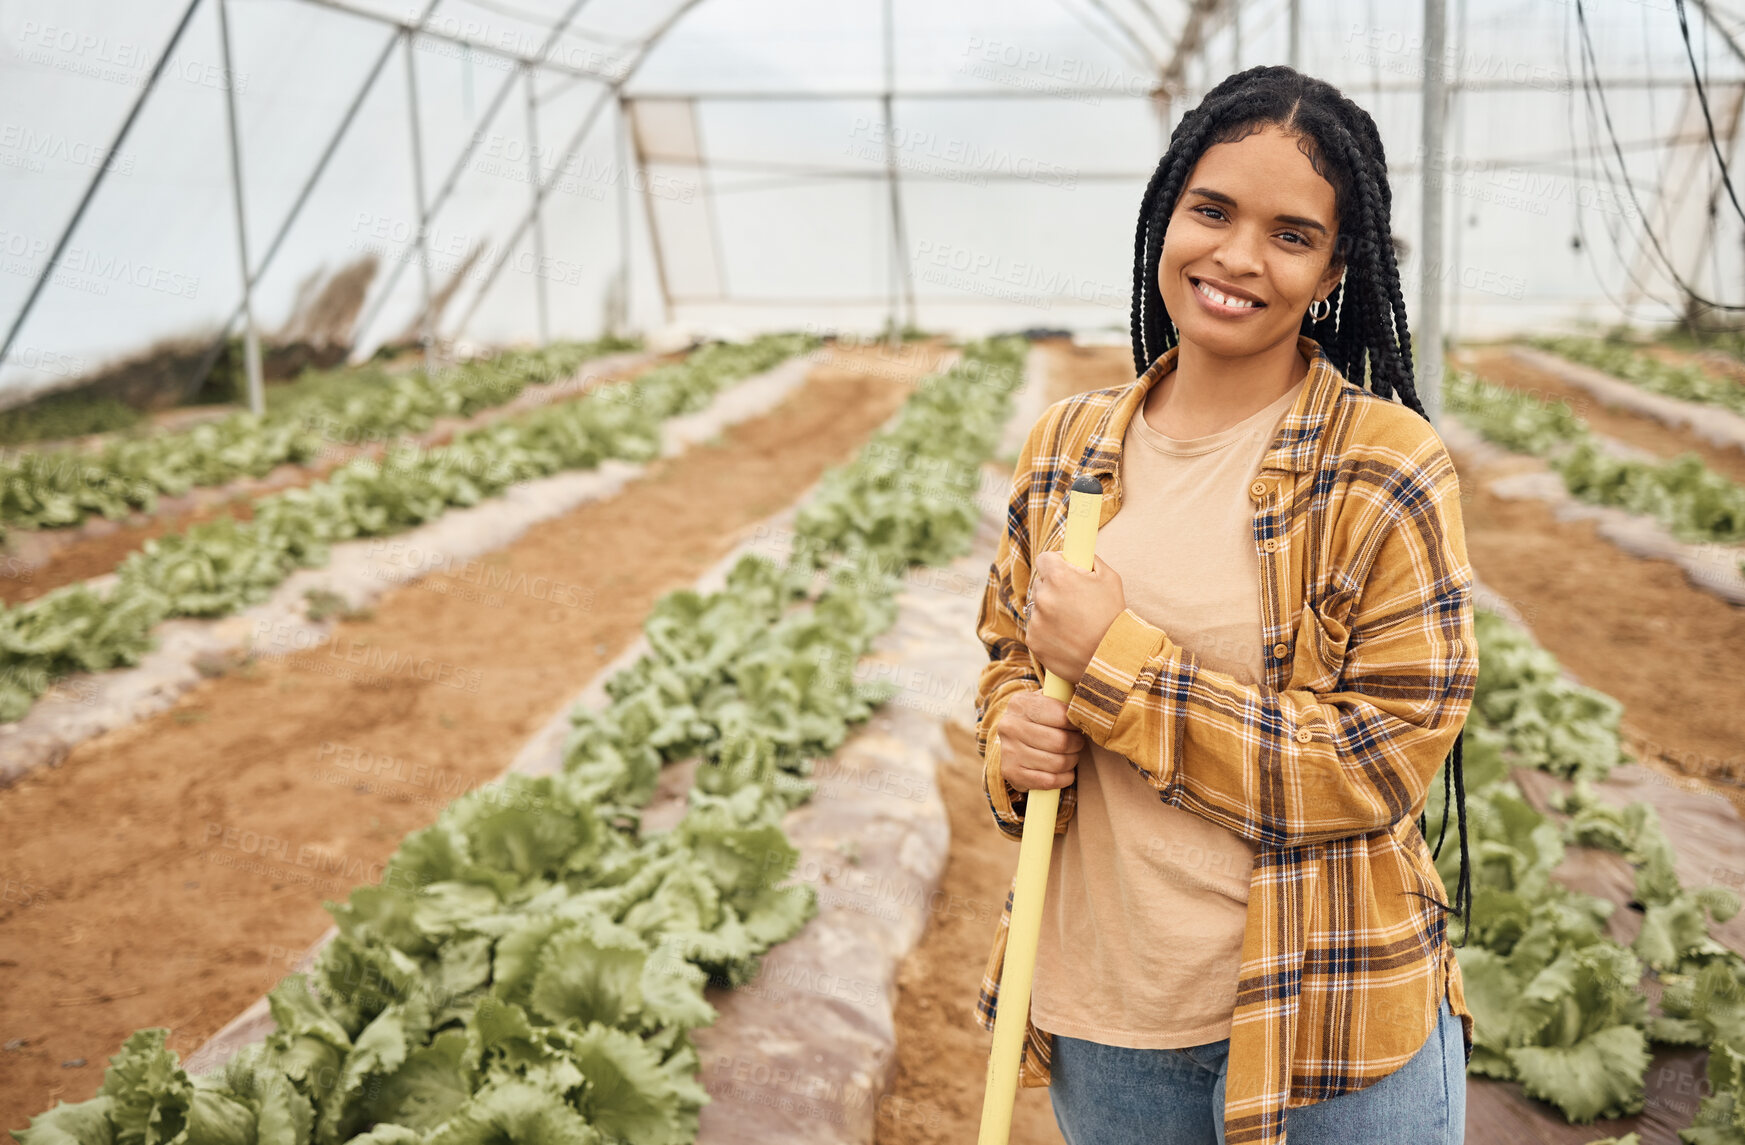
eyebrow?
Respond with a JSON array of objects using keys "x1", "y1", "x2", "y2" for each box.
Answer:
[{"x1": 1185, "y1": 186, "x2": 1329, "y2": 236}]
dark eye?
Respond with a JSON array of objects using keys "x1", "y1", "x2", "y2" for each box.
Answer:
[
  {"x1": 1192, "y1": 204, "x2": 1225, "y2": 222},
  {"x1": 1279, "y1": 230, "x2": 1308, "y2": 246}
]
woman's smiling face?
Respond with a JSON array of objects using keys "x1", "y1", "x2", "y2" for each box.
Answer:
[{"x1": 1159, "y1": 122, "x2": 1346, "y2": 356}]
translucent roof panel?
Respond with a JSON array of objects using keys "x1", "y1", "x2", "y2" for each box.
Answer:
[{"x1": 1, "y1": 0, "x2": 1740, "y2": 399}]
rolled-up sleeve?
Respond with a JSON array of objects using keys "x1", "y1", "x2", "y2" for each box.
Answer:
[
  {"x1": 1064, "y1": 436, "x2": 1477, "y2": 849},
  {"x1": 976, "y1": 407, "x2": 1076, "y2": 843}
]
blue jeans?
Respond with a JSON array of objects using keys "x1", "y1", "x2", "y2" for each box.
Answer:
[{"x1": 1048, "y1": 997, "x2": 1466, "y2": 1145}]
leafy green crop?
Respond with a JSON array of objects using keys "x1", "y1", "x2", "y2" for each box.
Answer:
[
  {"x1": 1552, "y1": 444, "x2": 1745, "y2": 546},
  {"x1": 0, "y1": 336, "x2": 640, "y2": 538},
  {"x1": 1422, "y1": 609, "x2": 1745, "y2": 1135},
  {"x1": 1446, "y1": 369, "x2": 1745, "y2": 547},
  {"x1": 0, "y1": 334, "x2": 817, "y2": 724},
  {"x1": 1530, "y1": 335, "x2": 1745, "y2": 418},
  {"x1": 1446, "y1": 370, "x2": 1588, "y2": 455},
  {"x1": 9, "y1": 336, "x2": 1029, "y2": 1145},
  {"x1": 0, "y1": 389, "x2": 142, "y2": 446}
]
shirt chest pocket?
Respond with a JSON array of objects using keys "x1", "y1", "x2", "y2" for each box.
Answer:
[{"x1": 1285, "y1": 590, "x2": 1355, "y2": 694}]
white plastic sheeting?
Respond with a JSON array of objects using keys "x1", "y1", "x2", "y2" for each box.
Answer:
[{"x1": 0, "y1": 0, "x2": 1740, "y2": 402}]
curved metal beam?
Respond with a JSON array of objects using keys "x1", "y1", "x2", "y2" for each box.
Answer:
[{"x1": 0, "y1": 0, "x2": 205, "y2": 377}]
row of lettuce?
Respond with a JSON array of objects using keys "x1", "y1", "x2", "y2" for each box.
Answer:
[
  {"x1": 15, "y1": 332, "x2": 1741, "y2": 1141},
  {"x1": 8, "y1": 336, "x2": 1027, "y2": 1145},
  {"x1": 1530, "y1": 335, "x2": 1745, "y2": 419},
  {"x1": 0, "y1": 335, "x2": 815, "y2": 724},
  {"x1": 0, "y1": 335, "x2": 641, "y2": 538},
  {"x1": 1445, "y1": 369, "x2": 1745, "y2": 553},
  {"x1": 1425, "y1": 610, "x2": 1745, "y2": 1141}
]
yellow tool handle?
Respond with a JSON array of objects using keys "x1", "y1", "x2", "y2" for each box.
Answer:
[{"x1": 978, "y1": 475, "x2": 1103, "y2": 1145}]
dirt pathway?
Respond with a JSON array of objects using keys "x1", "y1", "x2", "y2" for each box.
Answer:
[
  {"x1": 0, "y1": 351, "x2": 682, "y2": 606},
  {"x1": 0, "y1": 340, "x2": 950, "y2": 1136},
  {"x1": 1455, "y1": 345, "x2": 1745, "y2": 482},
  {"x1": 875, "y1": 721, "x2": 1065, "y2": 1145}
]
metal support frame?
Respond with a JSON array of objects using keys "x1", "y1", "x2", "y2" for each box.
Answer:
[
  {"x1": 450, "y1": 88, "x2": 618, "y2": 334},
  {"x1": 1083, "y1": 0, "x2": 1164, "y2": 71},
  {"x1": 216, "y1": 0, "x2": 265, "y2": 415},
  {"x1": 693, "y1": 100, "x2": 732, "y2": 305},
  {"x1": 351, "y1": 0, "x2": 590, "y2": 349},
  {"x1": 525, "y1": 65, "x2": 551, "y2": 345},
  {"x1": 1053, "y1": 0, "x2": 1154, "y2": 73},
  {"x1": 18, "y1": 0, "x2": 1631, "y2": 401},
  {"x1": 1231, "y1": 0, "x2": 1240, "y2": 74},
  {"x1": 881, "y1": 0, "x2": 916, "y2": 343},
  {"x1": 621, "y1": 96, "x2": 673, "y2": 329},
  {"x1": 1419, "y1": 0, "x2": 1447, "y2": 426},
  {"x1": 1446, "y1": 0, "x2": 1468, "y2": 354},
  {"x1": 179, "y1": 1, "x2": 437, "y2": 403},
  {"x1": 623, "y1": 86, "x2": 1159, "y2": 101},
  {"x1": 294, "y1": 0, "x2": 622, "y2": 85},
  {"x1": 613, "y1": 94, "x2": 632, "y2": 338},
  {"x1": 1162, "y1": 0, "x2": 1224, "y2": 97},
  {"x1": 0, "y1": 0, "x2": 204, "y2": 378},
  {"x1": 359, "y1": 0, "x2": 709, "y2": 350},
  {"x1": 404, "y1": 28, "x2": 435, "y2": 366}
]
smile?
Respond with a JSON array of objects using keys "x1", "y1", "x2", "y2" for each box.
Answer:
[{"x1": 1191, "y1": 277, "x2": 1265, "y2": 315}]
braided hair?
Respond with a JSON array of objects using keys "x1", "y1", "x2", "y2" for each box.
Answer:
[{"x1": 1129, "y1": 64, "x2": 1472, "y2": 945}]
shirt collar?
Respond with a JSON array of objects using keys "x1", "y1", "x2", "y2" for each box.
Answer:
[{"x1": 1074, "y1": 333, "x2": 1344, "y2": 485}]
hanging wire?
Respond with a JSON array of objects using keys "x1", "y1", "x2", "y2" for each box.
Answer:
[
  {"x1": 1675, "y1": 0, "x2": 1745, "y2": 230},
  {"x1": 1574, "y1": 0, "x2": 1745, "y2": 309}
]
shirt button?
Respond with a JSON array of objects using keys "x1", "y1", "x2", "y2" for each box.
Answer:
[
  {"x1": 1272, "y1": 642, "x2": 1290, "y2": 658},
  {"x1": 1249, "y1": 479, "x2": 1268, "y2": 499},
  {"x1": 1262, "y1": 538, "x2": 1279, "y2": 553},
  {"x1": 1294, "y1": 728, "x2": 1313, "y2": 743}
]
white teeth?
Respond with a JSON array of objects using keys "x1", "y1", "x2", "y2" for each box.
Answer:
[{"x1": 1195, "y1": 279, "x2": 1258, "y2": 308}]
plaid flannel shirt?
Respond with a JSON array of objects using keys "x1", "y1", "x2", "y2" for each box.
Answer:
[{"x1": 973, "y1": 335, "x2": 1477, "y2": 1145}]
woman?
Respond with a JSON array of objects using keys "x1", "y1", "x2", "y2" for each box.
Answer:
[{"x1": 972, "y1": 65, "x2": 1477, "y2": 1145}]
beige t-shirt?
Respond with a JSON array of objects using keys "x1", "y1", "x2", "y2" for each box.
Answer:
[{"x1": 1028, "y1": 367, "x2": 1306, "y2": 1049}]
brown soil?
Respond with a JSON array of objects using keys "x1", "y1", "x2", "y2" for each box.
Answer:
[
  {"x1": 874, "y1": 721, "x2": 1065, "y2": 1145},
  {"x1": 1036, "y1": 336, "x2": 1139, "y2": 395},
  {"x1": 1453, "y1": 346, "x2": 1745, "y2": 482},
  {"x1": 1639, "y1": 341, "x2": 1745, "y2": 386},
  {"x1": 0, "y1": 353, "x2": 686, "y2": 606},
  {"x1": 0, "y1": 341, "x2": 952, "y2": 1137},
  {"x1": 876, "y1": 340, "x2": 1109, "y2": 1145},
  {"x1": 1455, "y1": 478, "x2": 1745, "y2": 812}
]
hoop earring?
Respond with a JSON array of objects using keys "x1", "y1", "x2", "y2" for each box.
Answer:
[{"x1": 1308, "y1": 296, "x2": 1332, "y2": 322}]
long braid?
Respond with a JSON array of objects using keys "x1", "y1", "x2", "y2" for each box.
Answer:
[{"x1": 1126, "y1": 64, "x2": 1474, "y2": 946}]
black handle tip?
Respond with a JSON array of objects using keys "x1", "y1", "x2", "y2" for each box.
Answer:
[{"x1": 1070, "y1": 474, "x2": 1103, "y2": 494}]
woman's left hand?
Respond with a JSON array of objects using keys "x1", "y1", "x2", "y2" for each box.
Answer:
[{"x1": 1026, "y1": 550, "x2": 1127, "y2": 688}]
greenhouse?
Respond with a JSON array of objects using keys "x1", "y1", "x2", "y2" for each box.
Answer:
[{"x1": 1, "y1": 1, "x2": 1743, "y2": 1143}]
